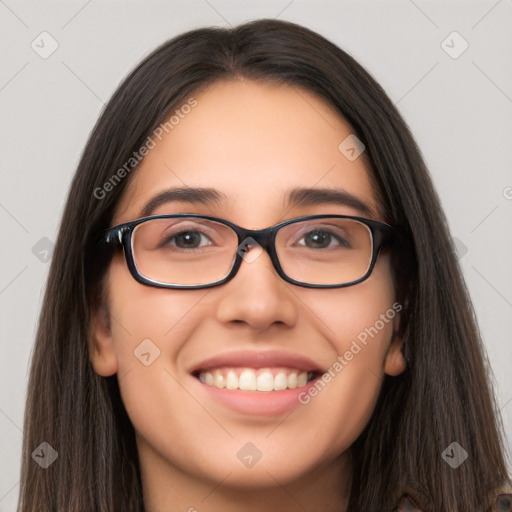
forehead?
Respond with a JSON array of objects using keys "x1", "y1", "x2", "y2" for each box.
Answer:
[{"x1": 114, "y1": 79, "x2": 381, "y2": 226}]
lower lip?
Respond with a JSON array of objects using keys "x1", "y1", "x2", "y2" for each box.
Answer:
[{"x1": 191, "y1": 375, "x2": 320, "y2": 416}]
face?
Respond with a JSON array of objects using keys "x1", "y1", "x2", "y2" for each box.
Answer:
[{"x1": 90, "y1": 78, "x2": 406, "y2": 508}]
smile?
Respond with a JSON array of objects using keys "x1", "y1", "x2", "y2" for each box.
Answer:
[
  {"x1": 188, "y1": 350, "x2": 325, "y2": 416},
  {"x1": 196, "y1": 367, "x2": 317, "y2": 392}
]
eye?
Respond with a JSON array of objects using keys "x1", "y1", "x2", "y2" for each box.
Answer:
[
  {"x1": 297, "y1": 229, "x2": 351, "y2": 249},
  {"x1": 162, "y1": 229, "x2": 212, "y2": 249}
]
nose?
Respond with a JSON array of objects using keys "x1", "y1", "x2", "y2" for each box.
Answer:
[{"x1": 214, "y1": 245, "x2": 299, "y2": 331}]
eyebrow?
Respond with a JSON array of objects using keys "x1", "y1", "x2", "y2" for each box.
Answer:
[
  {"x1": 140, "y1": 186, "x2": 375, "y2": 218},
  {"x1": 140, "y1": 187, "x2": 227, "y2": 217},
  {"x1": 286, "y1": 186, "x2": 376, "y2": 217}
]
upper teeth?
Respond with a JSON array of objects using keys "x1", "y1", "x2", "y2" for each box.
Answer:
[{"x1": 198, "y1": 368, "x2": 312, "y2": 391}]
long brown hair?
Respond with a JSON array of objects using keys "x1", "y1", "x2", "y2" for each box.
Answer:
[{"x1": 18, "y1": 18, "x2": 510, "y2": 511}]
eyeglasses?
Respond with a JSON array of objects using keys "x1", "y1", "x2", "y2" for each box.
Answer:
[{"x1": 99, "y1": 213, "x2": 396, "y2": 289}]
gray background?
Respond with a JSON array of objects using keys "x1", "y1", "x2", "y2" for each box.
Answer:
[{"x1": 1, "y1": 1, "x2": 511, "y2": 509}]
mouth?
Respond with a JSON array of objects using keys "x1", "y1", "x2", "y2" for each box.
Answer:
[
  {"x1": 188, "y1": 350, "x2": 325, "y2": 416},
  {"x1": 192, "y1": 367, "x2": 321, "y2": 392}
]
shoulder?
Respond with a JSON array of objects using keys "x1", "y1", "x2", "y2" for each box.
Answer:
[{"x1": 394, "y1": 489, "x2": 512, "y2": 512}]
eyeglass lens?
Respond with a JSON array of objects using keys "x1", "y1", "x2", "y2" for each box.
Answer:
[{"x1": 131, "y1": 216, "x2": 373, "y2": 286}]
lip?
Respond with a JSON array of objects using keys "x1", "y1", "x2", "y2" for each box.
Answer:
[
  {"x1": 188, "y1": 350, "x2": 325, "y2": 417},
  {"x1": 188, "y1": 349, "x2": 326, "y2": 374},
  {"x1": 192, "y1": 378, "x2": 322, "y2": 416}
]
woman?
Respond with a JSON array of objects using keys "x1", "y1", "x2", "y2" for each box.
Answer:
[{"x1": 18, "y1": 18, "x2": 511, "y2": 511}]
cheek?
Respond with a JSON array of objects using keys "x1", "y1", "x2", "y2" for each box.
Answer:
[
  {"x1": 104, "y1": 259, "x2": 220, "y2": 468},
  {"x1": 105, "y1": 256, "x2": 211, "y2": 375},
  {"x1": 314, "y1": 252, "x2": 397, "y2": 360},
  {"x1": 297, "y1": 255, "x2": 397, "y2": 444}
]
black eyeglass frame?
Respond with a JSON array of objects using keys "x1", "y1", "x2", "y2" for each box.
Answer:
[{"x1": 100, "y1": 213, "x2": 397, "y2": 289}]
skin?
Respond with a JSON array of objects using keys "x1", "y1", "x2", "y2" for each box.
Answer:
[{"x1": 89, "y1": 78, "x2": 406, "y2": 512}]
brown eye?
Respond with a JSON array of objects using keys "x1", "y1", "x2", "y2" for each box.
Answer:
[
  {"x1": 167, "y1": 231, "x2": 208, "y2": 249},
  {"x1": 301, "y1": 230, "x2": 349, "y2": 249}
]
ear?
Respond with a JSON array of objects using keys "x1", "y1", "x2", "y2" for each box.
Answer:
[
  {"x1": 383, "y1": 311, "x2": 407, "y2": 377},
  {"x1": 384, "y1": 337, "x2": 407, "y2": 376},
  {"x1": 89, "y1": 302, "x2": 118, "y2": 377}
]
